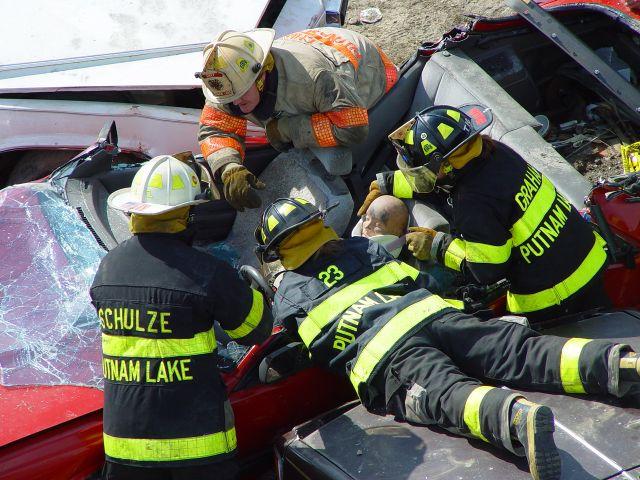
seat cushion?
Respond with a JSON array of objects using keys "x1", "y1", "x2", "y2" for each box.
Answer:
[{"x1": 410, "y1": 50, "x2": 592, "y2": 208}]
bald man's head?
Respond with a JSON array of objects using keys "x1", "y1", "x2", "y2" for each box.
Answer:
[{"x1": 362, "y1": 195, "x2": 409, "y2": 238}]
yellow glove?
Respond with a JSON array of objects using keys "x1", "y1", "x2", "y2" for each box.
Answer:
[
  {"x1": 221, "y1": 164, "x2": 266, "y2": 211},
  {"x1": 265, "y1": 119, "x2": 292, "y2": 153},
  {"x1": 357, "y1": 180, "x2": 383, "y2": 216},
  {"x1": 406, "y1": 226, "x2": 437, "y2": 261}
]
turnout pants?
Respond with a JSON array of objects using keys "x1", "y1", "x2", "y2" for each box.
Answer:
[
  {"x1": 381, "y1": 313, "x2": 623, "y2": 456},
  {"x1": 102, "y1": 459, "x2": 238, "y2": 480}
]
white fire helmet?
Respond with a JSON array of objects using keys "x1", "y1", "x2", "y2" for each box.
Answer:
[
  {"x1": 108, "y1": 155, "x2": 207, "y2": 215},
  {"x1": 198, "y1": 28, "x2": 275, "y2": 104}
]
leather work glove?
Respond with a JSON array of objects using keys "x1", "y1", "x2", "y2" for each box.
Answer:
[
  {"x1": 357, "y1": 180, "x2": 383, "y2": 216},
  {"x1": 221, "y1": 164, "x2": 266, "y2": 211},
  {"x1": 265, "y1": 119, "x2": 292, "y2": 153},
  {"x1": 405, "y1": 226, "x2": 437, "y2": 261}
]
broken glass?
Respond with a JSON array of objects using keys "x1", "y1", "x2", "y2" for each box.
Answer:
[
  {"x1": 0, "y1": 182, "x2": 248, "y2": 389},
  {"x1": 0, "y1": 183, "x2": 106, "y2": 388}
]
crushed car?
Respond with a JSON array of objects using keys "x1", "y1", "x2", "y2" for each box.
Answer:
[
  {"x1": 272, "y1": 1, "x2": 640, "y2": 479},
  {"x1": 1, "y1": 0, "x2": 640, "y2": 479},
  {"x1": 0, "y1": 123, "x2": 354, "y2": 480}
]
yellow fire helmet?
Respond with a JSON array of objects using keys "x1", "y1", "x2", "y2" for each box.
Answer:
[
  {"x1": 108, "y1": 155, "x2": 207, "y2": 215},
  {"x1": 198, "y1": 28, "x2": 275, "y2": 104}
]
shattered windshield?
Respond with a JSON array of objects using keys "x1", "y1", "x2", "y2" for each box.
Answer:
[
  {"x1": 0, "y1": 182, "x2": 249, "y2": 389},
  {"x1": 0, "y1": 183, "x2": 105, "y2": 388}
]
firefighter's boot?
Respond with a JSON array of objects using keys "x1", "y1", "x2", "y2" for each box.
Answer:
[
  {"x1": 617, "y1": 351, "x2": 640, "y2": 397},
  {"x1": 509, "y1": 399, "x2": 561, "y2": 480}
]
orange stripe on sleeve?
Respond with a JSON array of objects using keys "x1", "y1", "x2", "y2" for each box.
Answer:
[
  {"x1": 311, "y1": 113, "x2": 339, "y2": 147},
  {"x1": 326, "y1": 107, "x2": 369, "y2": 128},
  {"x1": 200, "y1": 105, "x2": 247, "y2": 137},
  {"x1": 200, "y1": 136, "x2": 245, "y2": 159},
  {"x1": 376, "y1": 47, "x2": 398, "y2": 93}
]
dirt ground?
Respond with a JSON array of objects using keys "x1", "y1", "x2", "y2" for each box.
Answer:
[{"x1": 344, "y1": 0, "x2": 624, "y2": 183}]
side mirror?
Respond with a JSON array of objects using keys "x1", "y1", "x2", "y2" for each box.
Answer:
[{"x1": 258, "y1": 342, "x2": 311, "y2": 384}]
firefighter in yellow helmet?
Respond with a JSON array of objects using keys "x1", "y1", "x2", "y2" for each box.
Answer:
[
  {"x1": 196, "y1": 27, "x2": 397, "y2": 211},
  {"x1": 90, "y1": 155, "x2": 273, "y2": 479},
  {"x1": 359, "y1": 104, "x2": 610, "y2": 325},
  {"x1": 257, "y1": 197, "x2": 640, "y2": 480}
]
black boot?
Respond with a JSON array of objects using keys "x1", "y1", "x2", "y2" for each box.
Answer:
[{"x1": 509, "y1": 399, "x2": 561, "y2": 480}]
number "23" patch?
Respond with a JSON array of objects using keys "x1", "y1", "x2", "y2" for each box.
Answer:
[{"x1": 318, "y1": 265, "x2": 344, "y2": 287}]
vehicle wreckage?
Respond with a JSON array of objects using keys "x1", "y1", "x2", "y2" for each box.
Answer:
[{"x1": 1, "y1": 0, "x2": 640, "y2": 479}]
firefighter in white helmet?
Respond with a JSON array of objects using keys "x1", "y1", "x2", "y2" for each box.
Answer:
[
  {"x1": 196, "y1": 27, "x2": 398, "y2": 211},
  {"x1": 92, "y1": 155, "x2": 273, "y2": 479}
]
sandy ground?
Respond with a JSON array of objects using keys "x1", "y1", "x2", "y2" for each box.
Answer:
[
  {"x1": 344, "y1": 0, "x2": 623, "y2": 182},
  {"x1": 345, "y1": 0, "x2": 514, "y2": 65}
]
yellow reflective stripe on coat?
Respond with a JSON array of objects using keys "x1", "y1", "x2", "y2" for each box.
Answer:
[
  {"x1": 560, "y1": 338, "x2": 592, "y2": 394},
  {"x1": 444, "y1": 238, "x2": 465, "y2": 271},
  {"x1": 443, "y1": 298, "x2": 464, "y2": 310},
  {"x1": 463, "y1": 386, "x2": 494, "y2": 442},
  {"x1": 510, "y1": 177, "x2": 556, "y2": 246},
  {"x1": 226, "y1": 289, "x2": 264, "y2": 339},
  {"x1": 103, "y1": 427, "x2": 237, "y2": 462},
  {"x1": 506, "y1": 233, "x2": 607, "y2": 313},
  {"x1": 299, "y1": 262, "x2": 419, "y2": 347},
  {"x1": 466, "y1": 239, "x2": 513, "y2": 265},
  {"x1": 349, "y1": 295, "x2": 451, "y2": 391},
  {"x1": 102, "y1": 328, "x2": 216, "y2": 358},
  {"x1": 392, "y1": 170, "x2": 414, "y2": 199}
]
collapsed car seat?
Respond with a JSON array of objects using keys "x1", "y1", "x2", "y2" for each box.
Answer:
[{"x1": 411, "y1": 49, "x2": 592, "y2": 209}]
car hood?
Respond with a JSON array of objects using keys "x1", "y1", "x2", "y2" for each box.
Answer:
[
  {"x1": 0, "y1": 0, "x2": 329, "y2": 94},
  {"x1": 287, "y1": 311, "x2": 640, "y2": 479}
]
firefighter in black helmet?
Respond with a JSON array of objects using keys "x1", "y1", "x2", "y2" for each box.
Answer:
[
  {"x1": 257, "y1": 197, "x2": 640, "y2": 480},
  {"x1": 358, "y1": 104, "x2": 610, "y2": 325}
]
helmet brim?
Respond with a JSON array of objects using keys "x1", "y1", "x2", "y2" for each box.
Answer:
[
  {"x1": 201, "y1": 28, "x2": 276, "y2": 104},
  {"x1": 108, "y1": 187, "x2": 207, "y2": 216},
  {"x1": 257, "y1": 201, "x2": 338, "y2": 260}
]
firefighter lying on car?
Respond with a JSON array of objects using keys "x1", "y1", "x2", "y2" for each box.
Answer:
[
  {"x1": 196, "y1": 27, "x2": 397, "y2": 211},
  {"x1": 255, "y1": 197, "x2": 640, "y2": 480},
  {"x1": 358, "y1": 104, "x2": 610, "y2": 325},
  {"x1": 91, "y1": 155, "x2": 273, "y2": 480}
]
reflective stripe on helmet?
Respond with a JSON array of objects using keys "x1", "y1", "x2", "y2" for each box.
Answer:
[
  {"x1": 103, "y1": 427, "x2": 237, "y2": 462},
  {"x1": 560, "y1": 338, "x2": 592, "y2": 394},
  {"x1": 506, "y1": 233, "x2": 607, "y2": 313},
  {"x1": 299, "y1": 262, "x2": 419, "y2": 347},
  {"x1": 349, "y1": 294, "x2": 451, "y2": 392}
]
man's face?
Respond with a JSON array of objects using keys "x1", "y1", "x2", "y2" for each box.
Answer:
[
  {"x1": 362, "y1": 212, "x2": 383, "y2": 238},
  {"x1": 232, "y1": 83, "x2": 261, "y2": 114}
]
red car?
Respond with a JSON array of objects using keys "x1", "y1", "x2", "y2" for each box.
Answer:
[{"x1": 0, "y1": 124, "x2": 354, "y2": 480}]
